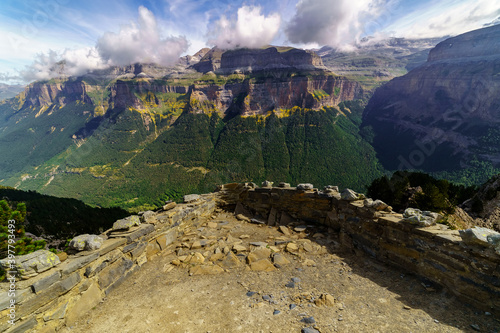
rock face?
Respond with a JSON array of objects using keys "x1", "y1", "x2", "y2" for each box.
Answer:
[{"x1": 363, "y1": 25, "x2": 500, "y2": 174}]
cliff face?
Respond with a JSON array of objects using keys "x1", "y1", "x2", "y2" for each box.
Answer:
[
  {"x1": 23, "y1": 80, "x2": 93, "y2": 108},
  {"x1": 363, "y1": 25, "x2": 500, "y2": 175}
]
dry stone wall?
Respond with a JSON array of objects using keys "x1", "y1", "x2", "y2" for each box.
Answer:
[
  {"x1": 217, "y1": 182, "x2": 500, "y2": 313},
  {"x1": 0, "y1": 194, "x2": 217, "y2": 333}
]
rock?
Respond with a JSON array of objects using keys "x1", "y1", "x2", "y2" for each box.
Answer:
[
  {"x1": 291, "y1": 277, "x2": 301, "y2": 283},
  {"x1": 190, "y1": 264, "x2": 224, "y2": 275},
  {"x1": 285, "y1": 281, "x2": 295, "y2": 288},
  {"x1": 163, "y1": 202, "x2": 177, "y2": 211},
  {"x1": 273, "y1": 253, "x2": 291, "y2": 266},
  {"x1": 460, "y1": 227, "x2": 500, "y2": 247},
  {"x1": 402, "y1": 208, "x2": 440, "y2": 227},
  {"x1": 302, "y1": 328, "x2": 320, "y2": 333},
  {"x1": 250, "y1": 218, "x2": 266, "y2": 224},
  {"x1": 56, "y1": 252, "x2": 68, "y2": 262},
  {"x1": 294, "y1": 226, "x2": 307, "y2": 232},
  {"x1": 278, "y1": 182, "x2": 291, "y2": 188},
  {"x1": 210, "y1": 252, "x2": 225, "y2": 262},
  {"x1": 302, "y1": 242, "x2": 314, "y2": 252},
  {"x1": 191, "y1": 240, "x2": 203, "y2": 249},
  {"x1": 249, "y1": 241, "x2": 268, "y2": 247},
  {"x1": 220, "y1": 252, "x2": 241, "y2": 268},
  {"x1": 0, "y1": 250, "x2": 60, "y2": 278},
  {"x1": 314, "y1": 294, "x2": 335, "y2": 307},
  {"x1": 286, "y1": 242, "x2": 299, "y2": 253},
  {"x1": 112, "y1": 215, "x2": 140, "y2": 230},
  {"x1": 372, "y1": 199, "x2": 390, "y2": 211},
  {"x1": 273, "y1": 310, "x2": 281, "y2": 315},
  {"x1": 232, "y1": 244, "x2": 247, "y2": 253},
  {"x1": 207, "y1": 222, "x2": 218, "y2": 228},
  {"x1": 185, "y1": 252, "x2": 205, "y2": 264},
  {"x1": 297, "y1": 183, "x2": 314, "y2": 191},
  {"x1": 341, "y1": 188, "x2": 365, "y2": 201},
  {"x1": 236, "y1": 214, "x2": 251, "y2": 222},
  {"x1": 171, "y1": 259, "x2": 181, "y2": 266},
  {"x1": 250, "y1": 259, "x2": 276, "y2": 271},
  {"x1": 69, "y1": 234, "x2": 104, "y2": 251},
  {"x1": 183, "y1": 194, "x2": 201, "y2": 203},
  {"x1": 262, "y1": 180, "x2": 274, "y2": 187},
  {"x1": 247, "y1": 247, "x2": 272, "y2": 263},
  {"x1": 141, "y1": 210, "x2": 157, "y2": 224},
  {"x1": 301, "y1": 316, "x2": 316, "y2": 324},
  {"x1": 324, "y1": 185, "x2": 339, "y2": 192},
  {"x1": 279, "y1": 226, "x2": 291, "y2": 236},
  {"x1": 246, "y1": 291, "x2": 257, "y2": 297},
  {"x1": 290, "y1": 304, "x2": 297, "y2": 310},
  {"x1": 303, "y1": 259, "x2": 316, "y2": 267}
]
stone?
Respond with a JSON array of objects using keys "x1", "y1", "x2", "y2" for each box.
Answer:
[
  {"x1": 278, "y1": 182, "x2": 291, "y2": 188},
  {"x1": 250, "y1": 218, "x2": 266, "y2": 224},
  {"x1": 65, "y1": 283, "x2": 102, "y2": 326},
  {"x1": 163, "y1": 201, "x2": 177, "y2": 211},
  {"x1": 207, "y1": 222, "x2": 218, "y2": 228},
  {"x1": 183, "y1": 194, "x2": 201, "y2": 203},
  {"x1": 155, "y1": 229, "x2": 178, "y2": 251},
  {"x1": 372, "y1": 200, "x2": 390, "y2": 211},
  {"x1": 273, "y1": 253, "x2": 291, "y2": 266},
  {"x1": 302, "y1": 243, "x2": 314, "y2": 252},
  {"x1": 112, "y1": 215, "x2": 140, "y2": 231},
  {"x1": 302, "y1": 328, "x2": 320, "y2": 333},
  {"x1": 98, "y1": 238, "x2": 127, "y2": 256},
  {"x1": 191, "y1": 240, "x2": 203, "y2": 249},
  {"x1": 232, "y1": 244, "x2": 247, "y2": 253},
  {"x1": 297, "y1": 183, "x2": 314, "y2": 191},
  {"x1": 460, "y1": 227, "x2": 500, "y2": 247},
  {"x1": 314, "y1": 294, "x2": 335, "y2": 307},
  {"x1": 247, "y1": 247, "x2": 271, "y2": 263},
  {"x1": 0, "y1": 250, "x2": 60, "y2": 278},
  {"x1": 146, "y1": 242, "x2": 161, "y2": 258},
  {"x1": 31, "y1": 271, "x2": 61, "y2": 294},
  {"x1": 190, "y1": 264, "x2": 224, "y2": 275},
  {"x1": 98, "y1": 257, "x2": 134, "y2": 290},
  {"x1": 286, "y1": 242, "x2": 299, "y2": 253},
  {"x1": 279, "y1": 226, "x2": 291, "y2": 236},
  {"x1": 186, "y1": 252, "x2": 205, "y2": 264},
  {"x1": 324, "y1": 185, "x2": 339, "y2": 192},
  {"x1": 301, "y1": 316, "x2": 316, "y2": 324},
  {"x1": 141, "y1": 210, "x2": 157, "y2": 224},
  {"x1": 236, "y1": 214, "x2": 250, "y2": 222},
  {"x1": 249, "y1": 242, "x2": 268, "y2": 247},
  {"x1": 273, "y1": 310, "x2": 281, "y2": 315},
  {"x1": 402, "y1": 208, "x2": 440, "y2": 227},
  {"x1": 5, "y1": 317, "x2": 37, "y2": 333},
  {"x1": 341, "y1": 188, "x2": 365, "y2": 201},
  {"x1": 56, "y1": 252, "x2": 68, "y2": 262},
  {"x1": 303, "y1": 259, "x2": 316, "y2": 267},
  {"x1": 60, "y1": 253, "x2": 99, "y2": 276},
  {"x1": 250, "y1": 259, "x2": 276, "y2": 271},
  {"x1": 220, "y1": 252, "x2": 241, "y2": 269},
  {"x1": 69, "y1": 234, "x2": 104, "y2": 251},
  {"x1": 43, "y1": 301, "x2": 69, "y2": 321},
  {"x1": 262, "y1": 180, "x2": 273, "y2": 187}
]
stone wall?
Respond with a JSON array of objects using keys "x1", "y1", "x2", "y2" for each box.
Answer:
[
  {"x1": 217, "y1": 183, "x2": 500, "y2": 313},
  {"x1": 0, "y1": 194, "x2": 217, "y2": 333}
]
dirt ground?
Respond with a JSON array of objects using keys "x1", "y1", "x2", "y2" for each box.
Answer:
[{"x1": 63, "y1": 211, "x2": 500, "y2": 333}]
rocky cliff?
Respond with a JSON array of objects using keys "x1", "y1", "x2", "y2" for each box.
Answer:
[{"x1": 362, "y1": 25, "x2": 500, "y2": 180}]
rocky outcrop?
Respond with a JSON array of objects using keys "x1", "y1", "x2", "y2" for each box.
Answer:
[
  {"x1": 22, "y1": 80, "x2": 93, "y2": 108},
  {"x1": 189, "y1": 74, "x2": 361, "y2": 116},
  {"x1": 363, "y1": 25, "x2": 500, "y2": 172},
  {"x1": 217, "y1": 47, "x2": 324, "y2": 74}
]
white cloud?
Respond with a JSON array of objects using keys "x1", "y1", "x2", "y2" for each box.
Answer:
[
  {"x1": 7, "y1": 6, "x2": 189, "y2": 83},
  {"x1": 18, "y1": 47, "x2": 107, "y2": 82},
  {"x1": 96, "y1": 6, "x2": 188, "y2": 66},
  {"x1": 208, "y1": 6, "x2": 281, "y2": 49},
  {"x1": 285, "y1": 0, "x2": 389, "y2": 48},
  {"x1": 387, "y1": 0, "x2": 500, "y2": 39}
]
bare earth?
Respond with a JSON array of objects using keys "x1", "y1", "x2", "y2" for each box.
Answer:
[{"x1": 62, "y1": 211, "x2": 499, "y2": 333}]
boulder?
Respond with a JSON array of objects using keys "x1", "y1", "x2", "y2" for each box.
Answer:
[
  {"x1": 364, "y1": 199, "x2": 390, "y2": 211},
  {"x1": 278, "y1": 182, "x2": 291, "y2": 188},
  {"x1": 460, "y1": 227, "x2": 500, "y2": 249},
  {"x1": 163, "y1": 201, "x2": 177, "y2": 211},
  {"x1": 341, "y1": 188, "x2": 365, "y2": 201},
  {"x1": 183, "y1": 194, "x2": 201, "y2": 203},
  {"x1": 141, "y1": 211, "x2": 157, "y2": 224},
  {"x1": 297, "y1": 183, "x2": 314, "y2": 191},
  {"x1": 112, "y1": 215, "x2": 140, "y2": 231},
  {"x1": 0, "y1": 250, "x2": 60, "y2": 278},
  {"x1": 69, "y1": 234, "x2": 104, "y2": 251},
  {"x1": 324, "y1": 185, "x2": 339, "y2": 192},
  {"x1": 262, "y1": 180, "x2": 273, "y2": 188},
  {"x1": 402, "y1": 208, "x2": 440, "y2": 227}
]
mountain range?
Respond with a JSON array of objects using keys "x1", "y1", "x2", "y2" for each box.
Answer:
[{"x1": 1, "y1": 26, "x2": 499, "y2": 211}]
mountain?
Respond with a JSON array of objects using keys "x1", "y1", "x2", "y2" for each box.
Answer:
[
  {"x1": 319, "y1": 37, "x2": 444, "y2": 93},
  {"x1": 362, "y1": 25, "x2": 500, "y2": 185},
  {"x1": 0, "y1": 83, "x2": 25, "y2": 100},
  {"x1": 0, "y1": 46, "x2": 382, "y2": 210}
]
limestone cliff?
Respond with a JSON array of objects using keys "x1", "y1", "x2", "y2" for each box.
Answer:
[{"x1": 362, "y1": 24, "x2": 500, "y2": 176}]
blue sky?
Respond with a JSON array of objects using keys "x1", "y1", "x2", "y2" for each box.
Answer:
[{"x1": 0, "y1": 0, "x2": 499, "y2": 84}]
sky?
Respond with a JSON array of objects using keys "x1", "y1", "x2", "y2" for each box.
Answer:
[{"x1": 0, "y1": 0, "x2": 499, "y2": 84}]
